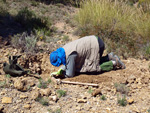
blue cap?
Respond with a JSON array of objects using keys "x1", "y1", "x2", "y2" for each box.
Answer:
[{"x1": 50, "y1": 48, "x2": 66, "y2": 67}]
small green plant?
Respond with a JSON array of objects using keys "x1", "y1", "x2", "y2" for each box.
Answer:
[
  {"x1": 148, "y1": 108, "x2": 150, "y2": 113},
  {"x1": 101, "y1": 95, "x2": 106, "y2": 101},
  {"x1": 117, "y1": 95, "x2": 127, "y2": 107},
  {"x1": 56, "y1": 89, "x2": 66, "y2": 98},
  {"x1": 114, "y1": 83, "x2": 129, "y2": 95},
  {"x1": 47, "y1": 78, "x2": 52, "y2": 84},
  {"x1": 145, "y1": 45, "x2": 150, "y2": 58},
  {"x1": 35, "y1": 97, "x2": 49, "y2": 106},
  {"x1": 37, "y1": 78, "x2": 52, "y2": 89},
  {"x1": 87, "y1": 86, "x2": 93, "y2": 94},
  {"x1": 37, "y1": 78, "x2": 48, "y2": 89},
  {"x1": 47, "y1": 108, "x2": 62, "y2": 113},
  {"x1": 5, "y1": 74, "x2": 11, "y2": 78},
  {"x1": 0, "y1": 80, "x2": 6, "y2": 88},
  {"x1": 62, "y1": 35, "x2": 69, "y2": 42},
  {"x1": 53, "y1": 108, "x2": 62, "y2": 113}
]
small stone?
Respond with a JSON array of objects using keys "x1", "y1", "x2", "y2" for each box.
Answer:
[
  {"x1": 127, "y1": 75, "x2": 136, "y2": 84},
  {"x1": 16, "y1": 100, "x2": 22, "y2": 103},
  {"x1": 13, "y1": 106, "x2": 18, "y2": 110},
  {"x1": 2, "y1": 97, "x2": 12, "y2": 104},
  {"x1": 55, "y1": 85, "x2": 60, "y2": 89},
  {"x1": 132, "y1": 106, "x2": 140, "y2": 113},
  {"x1": 40, "y1": 88, "x2": 51, "y2": 96},
  {"x1": 49, "y1": 96, "x2": 58, "y2": 102},
  {"x1": 20, "y1": 95, "x2": 28, "y2": 99},
  {"x1": 77, "y1": 99, "x2": 87, "y2": 103},
  {"x1": 0, "y1": 105, "x2": 4, "y2": 111},
  {"x1": 92, "y1": 89, "x2": 102, "y2": 97},
  {"x1": 0, "y1": 91, "x2": 6, "y2": 95},
  {"x1": 23, "y1": 104, "x2": 31, "y2": 109},
  {"x1": 106, "y1": 107, "x2": 111, "y2": 113},
  {"x1": 127, "y1": 98, "x2": 134, "y2": 104}
]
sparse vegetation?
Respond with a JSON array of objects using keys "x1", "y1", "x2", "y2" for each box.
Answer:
[
  {"x1": 47, "y1": 78, "x2": 52, "y2": 84},
  {"x1": 62, "y1": 35, "x2": 70, "y2": 42},
  {"x1": 56, "y1": 89, "x2": 66, "y2": 98},
  {"x1": 114, "y1": 83, "x2": 129, "y2": 95},
  {"x1": 37, "y1": 78, "x2": 51, "y2": 89},
  {"x1": 75, "y1": 0, "x2": 150, "y2": 58},
  {"x1": 53, "y1": 108, "x2": 62, "y2": 113},
  {"x1": 11, "y1": 32, "x2": 38, "y2": 54},
  {"x1": 117, "y1": 95, "x2": 127, "y2": 107},
  {"x1": 48, "y1": 108, "x2": 62, "y2": 113},
  {"x1": 35, "y1": 97, "x2": 49, "y2": 106},
  {"x1": 100, "y1": 95, "x2": 106, "y2": 101}
]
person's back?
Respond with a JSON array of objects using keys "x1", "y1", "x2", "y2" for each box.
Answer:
[{"x1": 63, "y1": 35, "x2": 101, "y2": 72}]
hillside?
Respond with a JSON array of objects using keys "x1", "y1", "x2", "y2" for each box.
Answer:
[{"x1": 0, "y1": 0, "x2": 150, "y2": 113}]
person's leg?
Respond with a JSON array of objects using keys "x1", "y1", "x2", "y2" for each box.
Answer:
[
  {"x1": 100, "y1": 55, "x2": 109, "y2": 64},
  {"x1": 100, "y1": 61, "x2": 114, "y2": 72},
  {"x1": 100, "y1": 52, "x2": 115, "y2": 64}
]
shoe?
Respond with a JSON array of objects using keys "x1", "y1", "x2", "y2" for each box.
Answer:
[
  {"x1": 108, "y1": 52, "x2": 114, "y2": 60},
  {"x1": 113, "y1": 55, "x2": 126, "y2": 69}
]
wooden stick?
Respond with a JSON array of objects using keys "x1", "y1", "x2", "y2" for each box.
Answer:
[{"x1": 59, "y1": 80, "x2": 99, "y2": 87}]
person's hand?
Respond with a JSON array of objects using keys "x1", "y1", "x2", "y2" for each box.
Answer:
[{"x1": 50, "y1": 68, "x2": 63, "y2": 77}]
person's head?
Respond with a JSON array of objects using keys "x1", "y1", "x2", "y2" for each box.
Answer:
[{"x1": 50, "y1": 47, "x2": 66, "y2": 67}]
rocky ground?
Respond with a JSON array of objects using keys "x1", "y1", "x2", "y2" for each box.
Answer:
[
  {"x1": 0, "y1": 45, "x2": 150, "y2": 113},
  {"x1": 0, "y1": 1, "x2": 150, "y2": 113}
]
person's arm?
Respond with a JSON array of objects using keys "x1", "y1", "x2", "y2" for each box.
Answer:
[{"x1": 61, "y1": 51, "x2": 77, "y2": 78}]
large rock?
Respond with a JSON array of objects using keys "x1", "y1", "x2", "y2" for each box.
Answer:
[
  {"x1": 92, "y1": 89, "x2": 102, "y2": 97},
  {"x1": 2, "y1": 97, "x2": 12, "y2": 104},
  {"x1": 14, "y1": 78, "x2": 27, "y2": 91}
]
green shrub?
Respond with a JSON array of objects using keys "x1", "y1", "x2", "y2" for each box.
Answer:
[
  {"x1": 11, "y1": 32, "x2": 38, "y2": 54},
  {"x1": 56, "y1": 89, "x2": 66, "y2": 98},
  {"x1": 15, "y1": 7, "x2": 51, "y2": 31}
]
